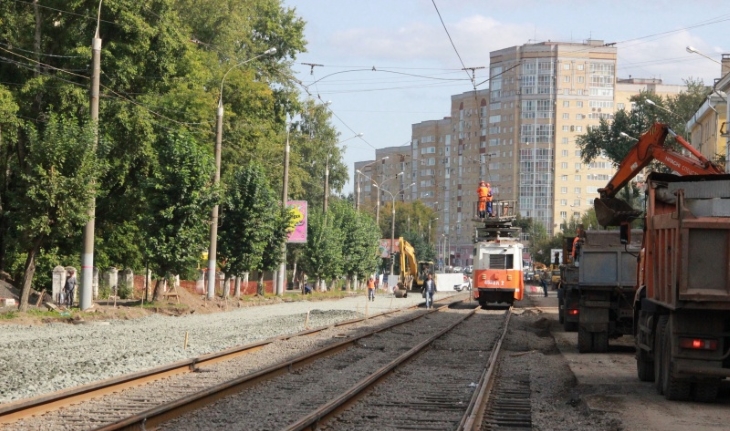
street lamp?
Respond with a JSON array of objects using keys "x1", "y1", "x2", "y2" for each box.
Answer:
[
  {"x1": 686, "y1": 46, "x2": 721, "y2": 65},
  {"x1": 355, "y1": 156, "x2": 389, "y2": 210},
  {"x1": 324, "y1": 132, "x2": 363, "y2": 213},
  {"x1": 644, "y1": 99, "x2": 686, "y2": 124},
  {"x1": 207, "y1": 47, "x2": 277, "y2": 300},
  {"x1": 619, "y1": 132, "x2": 639, "y2": 142},
  {"x1": 371, "y1": 172, "x2": 403, "y2": 224},
  {"x1": 377, "y1": 182, "x2": 416, "y2": 277}
]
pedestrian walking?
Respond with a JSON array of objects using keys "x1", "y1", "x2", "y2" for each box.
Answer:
[
  {"x1": 367, "y1": 276, "x2": 376, "y2": 301},
  {"x1": 64, "y1": 270, "x2": 77, "y2": 308},
  {"x1": 423, "y1": 273, "x2": 437, "y2": 309},
  {"x1": 540, "y1": 269, "x2": 550, "y2": 298}
]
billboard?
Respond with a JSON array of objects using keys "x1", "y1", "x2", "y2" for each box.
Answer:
[
  {"x1": 378, "y1": 239, "x2": 400, "y2": 258},
  {"x1": 287, "y1": 201, "x2": 307, "y2": 243}
]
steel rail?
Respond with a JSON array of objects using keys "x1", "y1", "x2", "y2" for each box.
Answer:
[
  {"x1": 0, "y1": 295, "x2": 458, "y2": 426},
  {"x1": 88, "y1": 298, "x2": 464, "y2": 431},
  {"x1": 282, "y1": 307, "x2": 481, "y2": 431},
  {"x1": 459, "y1": 307, "x2": 512, "y2": 430}
]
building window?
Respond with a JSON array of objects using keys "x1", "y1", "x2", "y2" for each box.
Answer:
[
  {"x1": 560, "y1": 199, "x2": 567, "y2": 206},
  {"x1": 563, "y1": 101, "x2": 570, "y2": 108},
  {"x1": 562, "y1": 150, "x2": 569, "y2": 156},
  {"x1": 574, "y1": 187, "x2": 581, "y2": 194},
  {"x1": 574, "y1": 199, "x2": 581, "y2": 207},
  {"x1": 562, "y1": 113, "x2": 569, "y2": 119},
  {"x1": 577, "y1": 76, "x2": 584, "y2": 83},
  {"x1": 561, "y1": 162, "x2": 568, "y2": 169},
  {"x1": 575, "y1": 175, "x2": 581, "y2": 181},
  {"x1": 577, "y1": 64, "x2": 584, "y2": 70},
  {"x1": 561, "y1": 187, "x2": 568, "y2": 194},
  {"x1": 618, "y1": 103, "x2": 625, "y2": 110},
  {"x1": 563, "y1": 76, "x2": 570, "y2": 82},
  {"x1": 560, "y1": 211, "x2": 567, "y2": 218},
  {"x1": 563, "y1": 63, "x2": 570, "y2": 70},
  {"x1": 576, "y1": 101, "x2": 583, "y2": 108},
  {"x1": 562, "y1": 137, "x2": 569, "y2": 144},
  {"x1": 575, "y1": 163, "x2": 582, "y2": 170},
  {"x1": 561, "y1": 175, "x2": 568, "y2": 181},
  {"x1": 562, "y1": 125, "x2": 569, "y2": 131},
  {"x1": 575, "y1": 150, "x2": 581, "y2": 157}
]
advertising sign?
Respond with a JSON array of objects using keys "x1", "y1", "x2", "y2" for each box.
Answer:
[
  {"x1": 378, "y1": 239, "x2": 400, "y2": 258},
  {"x1": 287, "y1": 201, "x2": 307, "y2": 243}
]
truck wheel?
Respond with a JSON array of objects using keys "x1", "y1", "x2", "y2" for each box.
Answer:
[
  {"x1": 662, "y1": 319, "x2": 691, "y2": 401},
  {"x1": 578, "y1": 326, "x2": 592, "y2": 353},
  {"x1": 593, "y1": 331, "x2": 608, "y2": 353},
  {"x1": 654, "y1": 315, "x2": 667, "y2": 394},
  {"x1": 636, "y1": 347, "x2": 654, "y2": 382},
  {"x1": 693, "y1": 380, "x2": 720, "y2": 403}
]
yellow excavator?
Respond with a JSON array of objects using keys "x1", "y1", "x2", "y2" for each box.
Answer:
[{"x1": 393, "y1": 237, "x2": 434, "y2": 298}]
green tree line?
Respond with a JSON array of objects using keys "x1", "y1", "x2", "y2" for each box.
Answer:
[{"x1": 0, "y1": 0, "x2": 380, "y2": 310}]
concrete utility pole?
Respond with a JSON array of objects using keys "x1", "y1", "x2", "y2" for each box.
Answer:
[
  {"x1": 277, "y1": 121, "x2": 291, "y2": 296},
  {"x1": 80, "y1": 0, "x2": 103, "y2": 311},
  {"x1": 207, "y1": 48, "x2": 276, "y2": 300},
  {"x1": 323, "y1": 156, "x2": 329, "y2": 213}
]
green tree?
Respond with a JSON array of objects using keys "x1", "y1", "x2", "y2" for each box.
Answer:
[
  {"x1": 142, "y1": 131, "x2": 216, "y2": 300},
  {"x1": 11, "y1": 115, "x2": 103, "y2": 311},
  {"x1": 300, "y1": 210, "x2": 344, "y2": 290},
  {"x1": 330, "y1": 200, "x2": 380, "y2": 289},
  {"x1": 256, "y1": 206, "x2": 293, "y2": 295}
]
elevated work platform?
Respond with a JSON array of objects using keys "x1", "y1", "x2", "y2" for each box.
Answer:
[{"x1": 472, "y1": 200, "x2": 521, "y2": 241}]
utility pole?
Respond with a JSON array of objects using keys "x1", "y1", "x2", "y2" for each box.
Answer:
[
  {"x1": 323, "y1": 156, "x2": 329, "y2": 213},
  {"x1": 462, "y1": 66, "x2": 485, "y2": 90},
  {"x1": 277, "y1": 121, "x2": 291, "y2": 296},
  {"x1": 301, "y1": 62, "x2": 323, "y2": 75},
  {"x1": 81, "y1": 0, "x2": 103, "y2": 310}
]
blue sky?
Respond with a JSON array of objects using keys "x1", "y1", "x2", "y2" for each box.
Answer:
[{"x1": 284, "y1": 0, "x2": 730, "y2": 193}]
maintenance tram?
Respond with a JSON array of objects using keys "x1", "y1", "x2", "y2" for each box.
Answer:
[{"x1": 471, "y1": 201, "x2": 524, "y2": 307}]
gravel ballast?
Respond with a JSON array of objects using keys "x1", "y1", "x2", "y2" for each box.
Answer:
[{"x1": 0, "y1": 293, "x2": 450, "y2": 404}]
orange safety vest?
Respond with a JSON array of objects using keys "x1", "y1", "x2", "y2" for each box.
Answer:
[
  {"x1": 478, "y1": 186, "x2": 492, "y2": 202},
  {"x1": 367, "y1": 279, "x2": 375, "y2": 290}
]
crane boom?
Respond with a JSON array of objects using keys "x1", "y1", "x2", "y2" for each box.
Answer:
[{"x1": 594, "y1": 122, "x2": 723, "y2": 226}]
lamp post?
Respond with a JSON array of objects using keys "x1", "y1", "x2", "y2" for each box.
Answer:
[
  {"x1": 355, "y1": 156, "x2": 388, "y2": 210},
  {"x1": 370, "y1": 172, "x2": 403, "y2": 224},
  {"x1": 376, "y1": 182, "x2": 415, "y2": 276},
  {"x1": 324, "y1": 132, "x2": 362, "y2": 213},
  {"x1": 207, "y1": 47, "x2": 277, "y2": 300},
  {"x1": 686, "y1": 46, "x2": 721, "y2": 65}
]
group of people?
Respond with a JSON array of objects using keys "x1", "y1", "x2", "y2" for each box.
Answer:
[
  {"x1": 367, "y1": 273, "x2": 436, "y2": 309},
  {"x1": 477, "y1": 181, "x2": 493, "y2": 218}
]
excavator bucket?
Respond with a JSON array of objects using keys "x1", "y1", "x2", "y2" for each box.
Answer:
[{"x1": 594, "y1": 197, "x2": 643, "y2": 227}]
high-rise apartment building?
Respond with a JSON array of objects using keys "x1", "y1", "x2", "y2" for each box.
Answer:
[{"x1": 354, "y1": 40, "x2": 686, "y2": 267}]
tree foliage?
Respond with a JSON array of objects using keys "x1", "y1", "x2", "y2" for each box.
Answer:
[
  {"x1": 329, "y1": 200, "x2": 381, "y2": 286},
  {"x1": 12, "y1": 115, "x2": 103, "y2": 310},
  {"x1": 142, "y1": 130, "x2": 215, "y2": 300}
]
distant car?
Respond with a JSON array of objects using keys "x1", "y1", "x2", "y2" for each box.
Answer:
[
  {"x1": 524, "y1": 271, "x2": 535, "y2": 282},
  {"x1": 453, "y1": 275, "x2": 472, "y2": 291},
  {"x1": 452, "y1": 266, "x2": 463, "y2": 273}
]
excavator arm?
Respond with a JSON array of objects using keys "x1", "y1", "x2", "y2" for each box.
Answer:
[{"x1": 594, "y1": 122, "x2": 722, "y2": 226}]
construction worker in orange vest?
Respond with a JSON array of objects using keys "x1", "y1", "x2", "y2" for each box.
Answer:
[{"x1": 477, "y1": 181, "x2": 493, "y2": 218}]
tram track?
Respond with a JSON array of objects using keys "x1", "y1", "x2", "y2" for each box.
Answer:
[
  {"x1": 0, "y1": 296, "x2": 463, "y2": 431},
  {"x1": 158, "y1": 305, "x2": 513, "y2": 431}
]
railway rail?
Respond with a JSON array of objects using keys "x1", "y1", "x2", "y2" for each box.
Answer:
[
  {"x1": 159, "y1": 305, "x2": 514, "y2": 430},
  {"x1": 0, "y1": 295, "x2": 463, "y2": 430}
]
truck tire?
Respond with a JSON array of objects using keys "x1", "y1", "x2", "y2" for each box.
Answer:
[
  {"x1": 636, "y1": 347, "x2": 654, "y2": 382},
  {"x1": 654, "y1": 315, "x2": 667, "y2": 394},
  {"x1": 693, "y1": 380, "x2": 720, "y2": 403},
  {"x1": 578, "y1": 326, "x2": 592, "y2": 353},
  {"x1": 662, "y1": 319, "x2": 691, "y2": 401},
  {"x1": 593, "y1": 331, "x2": 608, "y2": 353}
]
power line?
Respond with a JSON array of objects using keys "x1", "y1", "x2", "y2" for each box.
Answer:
[{"x1": 431, "y1": 0, "x2": 473, "y2": 85}]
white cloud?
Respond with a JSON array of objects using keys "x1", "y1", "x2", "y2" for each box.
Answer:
[
  {"x1": 327, "y1": 15, "x2": 550, "y2": 68},
  {"x1": 617, "y1": 31, "x2": 722, "y2": 84}
]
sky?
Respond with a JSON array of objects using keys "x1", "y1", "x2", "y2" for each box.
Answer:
[{"x1": 283, "y1": 0, "x2": 730, "y2": 194}]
